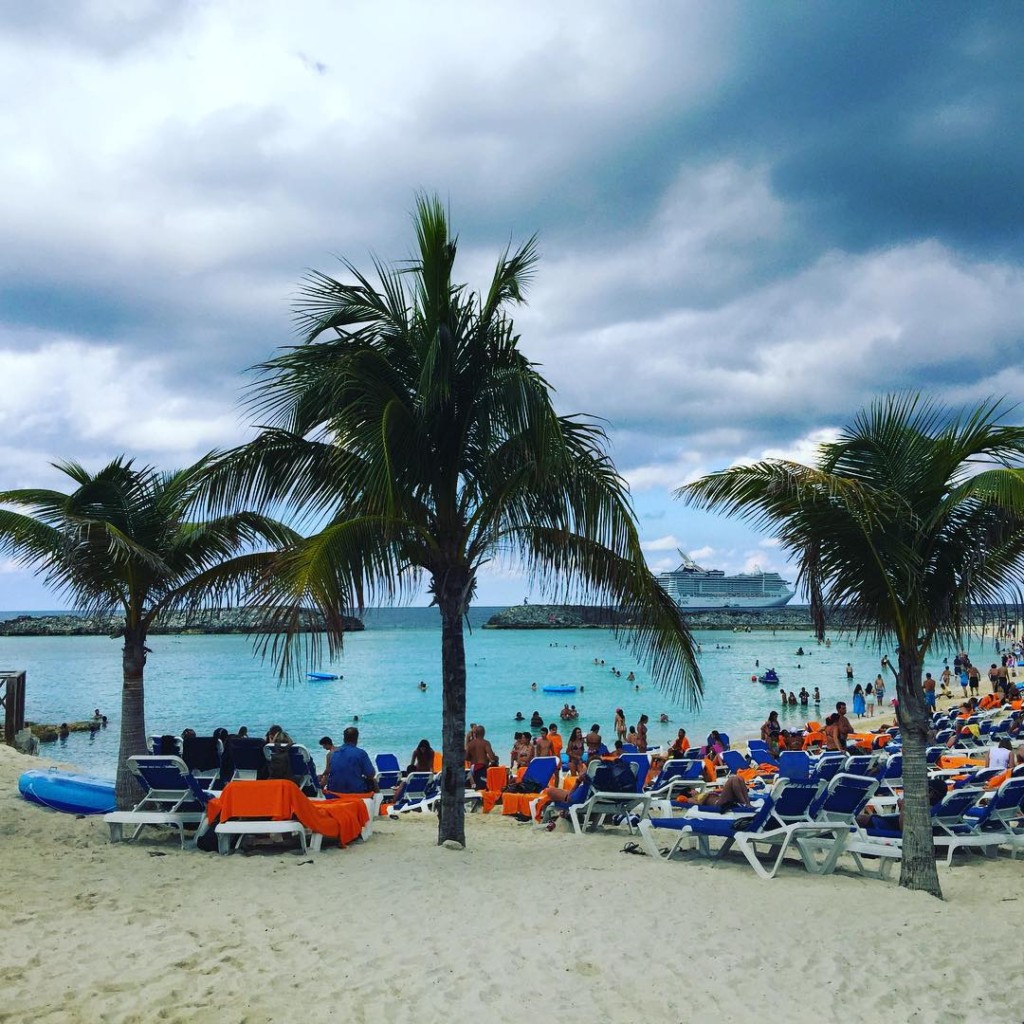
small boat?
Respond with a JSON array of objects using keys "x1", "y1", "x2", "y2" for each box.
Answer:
[
  {"x1": 758, "y1": 669, "x2": 780, "y2": 685},
  {"x1": 18, "y1": 769, "x2": 115, "y2": 815},
  {"x1": 542, "y1": 685, "x2": 577, "y2": 693},
  {"x1": 307, "y1": 672, "x2": 340, "y2": 681}
]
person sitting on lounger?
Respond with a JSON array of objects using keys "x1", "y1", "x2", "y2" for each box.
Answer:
[
  {"x1": 679, "y1": 774, "x2": 752, "y2": 811},
  {"x1": 857, "y1": 777, "x2": 947, "y2": 832},
  {"x1": 466, "y1": 726, "x2": 499, "y2": 789},
  {"x1": 408, "y1": 738, "x2": 435, "y2": 774},
  {"x1": 325, "y1": 726, "x2": 377, "y2": 793}
]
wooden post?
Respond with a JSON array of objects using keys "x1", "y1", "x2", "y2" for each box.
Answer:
[{"x1": 1, "y1": 670, "x2": 26, "y2": 745}]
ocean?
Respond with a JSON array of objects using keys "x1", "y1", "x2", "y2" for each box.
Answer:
[{"x1": 1, "y1": 607, "x2": 999, "y2": 778}]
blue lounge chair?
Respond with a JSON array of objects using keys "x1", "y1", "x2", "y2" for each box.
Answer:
[
  {"x1": 568, "y1": 759, "x2": 649, "y2": 835},
  {"x1": 374, "y1": 753, "x2": 402, "y2": 799},
  {"x1": 639, "y1": 773, "x2": 877, "y2": 878},
  {"x1": 228, "y1": 737, "x2": 269, "y2": 779},
  {"x1": 777, "y1": 750, "x2": 812, "y2": 780},
  {"x1": 842, "y1": 787, "x2": 1005, "y2": 877},
  {"x1": 769, "y1": 777, "x2": 826, "y2": 823},
  {"x1": 389, "y1": 772, "x2": 440, "y2": 817},
  {"x1": 646, "y1": 759, "x2": 706, "y2": 809},
  {"x1": 811, "y1": 753, "x2": 845, "y2": 783},
  {"x1": 181, "y1": 735, "x2": 222, "y2": 788},
  {"x1": 962, "y1": 776, "x2": 1024, "y2": 856},
  {"x1": 618, "y1": 753, "x2": 650, "y2": 792},
  {"x1": 103, "y1": 755, "x2": 212, "y2": 847},
  {"x1": 721, "y1": 750, "x2": 750, "y2": 775},
  {"x1": 875, "y1": 754, "x2": 903, "y2": 795}
]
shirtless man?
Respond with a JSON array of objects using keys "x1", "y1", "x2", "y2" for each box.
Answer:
[
  {"x1": 832, "y1": 701, "x2": 853, "y2": 752},
  {"x1": 534, "y1": 726, "x2": 555, "y2": 757},
  {"x1": 465, "y1": 725, "x2": 498, "y2": 790},
  {"x1": 585, "y1": 723, "x2": 603, "y2": 761}
]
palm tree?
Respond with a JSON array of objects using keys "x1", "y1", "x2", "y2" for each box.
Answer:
[
  {"x1": 0, "y1": 457, "x2": 297, "y2": 808},
  {"x1": 205, "y1": 194, "x2": 702, "y2": 846},
  {"x1": 682, "y1": 394, "x2": 1024, "y2": 896}
]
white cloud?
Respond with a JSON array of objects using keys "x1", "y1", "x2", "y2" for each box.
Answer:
[
  {"x1": 0, "y1": 338, "x2": 248, "y2": 485},
  {"x1": 641, "y1": 534, "x2": 682, "y2": 552}
]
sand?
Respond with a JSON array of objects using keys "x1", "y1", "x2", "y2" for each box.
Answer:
[{"x1": 0, "y1": 743, "x2": 1016, "y2": 1024}]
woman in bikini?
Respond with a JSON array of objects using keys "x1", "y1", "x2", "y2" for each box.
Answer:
[{"x1": 566, "y1": 727, "x2": 584, "y2": 775}]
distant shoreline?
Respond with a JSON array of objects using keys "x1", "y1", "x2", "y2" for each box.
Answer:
[
  {"x1": 0, "y1": 610, "x2": 364, "y2": 637},
  {"x1": 484, "y1": 603, "x2": 1022, "y2": 632}
]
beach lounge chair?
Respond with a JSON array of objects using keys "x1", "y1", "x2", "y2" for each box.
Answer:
[
  {"x1": 501, "y1": 756, "x2": 559, "y2": 818},
  {"x1": 646, "y1": 759, "x2": 706, "y2": 810},
  {"x1": 388, "y1": 772, "x2": 440, "y2": 817},
  {"x1": 962, "y1": 776, "x2": 1024, "y2": 856},
  {"x1": 181, "y1": 735, "x2": 222, "y2": 788},
  {"x1": 208, "y1": 780, "x2": 369, "y2": 854},
  {"x1": 721, "y1": 749, "x2": 750, "y2": 775},
  {"x1": 227, "y1": 737, "x2": 268, "y2": 779},
  {"x1": 619, "y1": 753, "x2": 650, "y2": 790},
  {"x1": 374, "y1": 753, "x2": 402, "y2": 799},
  {"x1": 811, "y1": 754, "x2": 846, "y2": 783},
  {"x1": 567, "y1": 759, "x2": 649, "y2": 835},
  {"x1": 840, "y1": 787, "x2": 1007, "y2": 878},
  {"x1": 875, "y1": 754, "x2": 903, "y2": 795},
  {"x1": 777, "y1": 750, "x2": 812, "y2": 780},
  {"x1": 104, "y1": 755, "x2": 212, "y2": 847},
  {"x1": 638, "y1": 774, "x2": 875, "y2": 878}
]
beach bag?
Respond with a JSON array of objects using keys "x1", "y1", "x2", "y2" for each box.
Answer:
[
  {"x1": 267, "y1": 745, "x2": 296, "y2": 784},
  {"x1": 195, "y1": 816, "x2": 219, "y2": 852},
  {"x1": 595, "y1": 760, "x2": 636, "y2": 793}
]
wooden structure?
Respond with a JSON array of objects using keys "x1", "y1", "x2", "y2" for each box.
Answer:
[{"x1": 1, "y1": 670, "x2": 26, "y2": 744}]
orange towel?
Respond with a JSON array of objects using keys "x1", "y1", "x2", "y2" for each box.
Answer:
[
  {"x1": 207, "y1": 780, "x2": 368, "y2": 847},
  {"x1": 803, "y1": 731, "x2": 826, "y2": 750}
]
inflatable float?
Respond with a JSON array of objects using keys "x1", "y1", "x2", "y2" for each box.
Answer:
[
  {"x1": 18, "y1": 769, "x2": 116, "y2": 815},
  {"x1": 307, "y1": 672, "x2": 340, "y2": 681},
  {"x1": 542, "y1": 685, "x2": 577, "y2": 693}
]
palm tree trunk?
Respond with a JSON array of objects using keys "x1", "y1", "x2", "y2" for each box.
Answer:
[
  {"x1": 115, "y1": 627, "x2": 149, "y2": 810},
  {"x1": 436, "y1": 573, "x2": 469, "y2": 846},
  {"x1": 895, "y1": 646, "x2": 942, "y2": 898}
]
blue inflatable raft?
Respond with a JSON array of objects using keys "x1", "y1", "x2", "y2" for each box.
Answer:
[
  {"x1": 307, "y1": 672, "x2": 340, "y2": 680},
  {"x1": 18, "y1": 769, "x2": 116, "y2": 815},
  {"x1": 542, "y1": 685, "x2": 577, "y2": 693}
]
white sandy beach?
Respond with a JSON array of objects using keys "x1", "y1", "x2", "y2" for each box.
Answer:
[{"x1": 0, "y1": 742, "x2": 1016, "y2": 1024}]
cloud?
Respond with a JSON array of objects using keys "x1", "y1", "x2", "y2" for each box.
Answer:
[{"x1": 0, "y1": 3, "x2": 1020, "y2": 606}]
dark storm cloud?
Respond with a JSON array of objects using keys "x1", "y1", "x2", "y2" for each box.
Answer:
[{"x1": 697, "y1": 6, "x2": 1024, "y2": 257}]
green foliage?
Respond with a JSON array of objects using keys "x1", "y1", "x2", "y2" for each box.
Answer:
[{"x1": 211, "y1": 194, "x2": 702, "y2": 703}]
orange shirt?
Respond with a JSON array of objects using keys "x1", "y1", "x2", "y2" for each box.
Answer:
[{"x1": 549, "y1": 732, "x2": 564, "y2": 757}]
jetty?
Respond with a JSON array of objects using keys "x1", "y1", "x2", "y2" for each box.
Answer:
[{"x1": 0, "y1": 609, "x2": 364, "y2": 637}]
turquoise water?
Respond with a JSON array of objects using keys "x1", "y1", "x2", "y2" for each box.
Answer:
[{"x1": 2, "y1": 607, "x2": 994, "y2": 777}]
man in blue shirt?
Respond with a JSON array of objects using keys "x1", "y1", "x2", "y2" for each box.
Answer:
[{"x1": 325, "y1": 727, "x2": 377, "y2": 793}]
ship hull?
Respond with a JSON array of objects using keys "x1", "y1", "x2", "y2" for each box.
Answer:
[{"x1": 671, "y1": 593, "x2": 794, "y2": 610}]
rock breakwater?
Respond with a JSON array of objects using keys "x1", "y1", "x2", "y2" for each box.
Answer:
[{"x1": 0, "y1": 609, "x2": 364, "y2": 637}]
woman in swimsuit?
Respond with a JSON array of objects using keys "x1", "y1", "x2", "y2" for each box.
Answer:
[
  {"x1": 613, "y1": 708, "x2": 626, "y2": 742},
  {"x1": 566, "y1": 727, "x2": 584, "y2": 775}
]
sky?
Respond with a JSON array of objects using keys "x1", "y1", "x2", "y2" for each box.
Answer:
[{"x1": 1, "y1": 1, "x2": 1023, "y2": 609}]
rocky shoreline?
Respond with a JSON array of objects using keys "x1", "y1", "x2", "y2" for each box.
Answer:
[
  {"x1": 0, "y1": 609, "x2": 364, "y2": 637},
  {"x1": 482, "y1": 603, "x2": 825, "y2": 630},
  {"x1": 483, "y1": 603, "x2": 1018, "y2": 631}
]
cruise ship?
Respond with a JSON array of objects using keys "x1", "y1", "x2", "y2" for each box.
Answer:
[{"x1": 657, "y1": 551, "x2": 795, "y2": 610}]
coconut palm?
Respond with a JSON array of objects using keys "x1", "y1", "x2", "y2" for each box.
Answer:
[
  {"x1": 205, "y1": 194, "x2": 701, "y2": 846},
  {"x1": 0, "y1": 457, "x2": 297, "y2": 808},
  {"x1": 682, "y1": 394, "x2": 1024, "y2": 896}
]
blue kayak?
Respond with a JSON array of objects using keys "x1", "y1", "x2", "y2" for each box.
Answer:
[
  {"x1": 542, "y1": 685, "x2": 577, "y2": 693},
  {"x1": 19, "y1": 769, "x2": 116, "y2": 815},
  {"x1": 307, "y1": 672, "x2": 340, "y2": 680}
]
